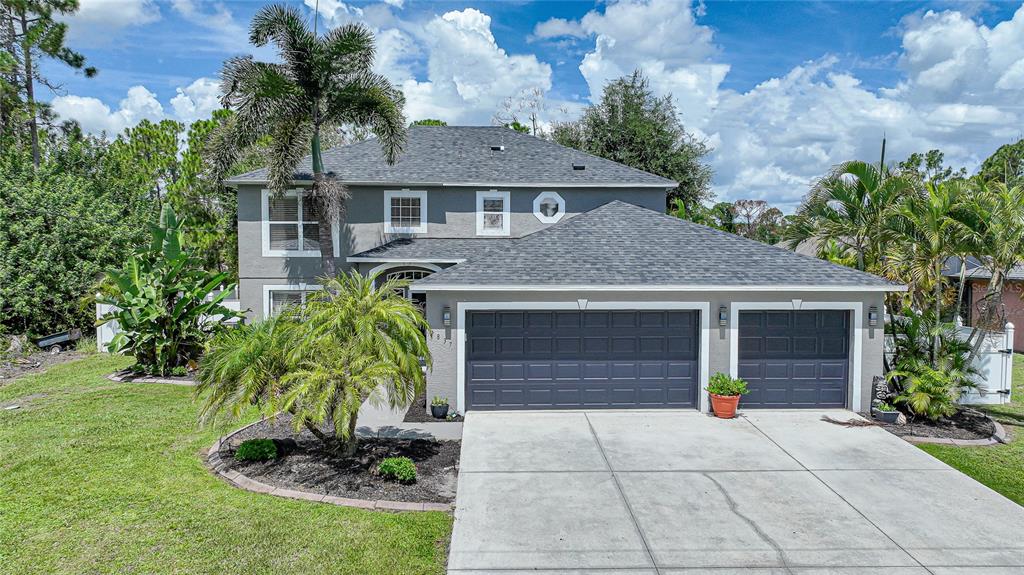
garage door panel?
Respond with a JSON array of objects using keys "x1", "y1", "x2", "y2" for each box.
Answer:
[
  {"x1": 467, "y1": 310, "x2": 698, "y2": 410},
  {"x1": 739, "y1": 310, "x2": 849, "y2": 408}
]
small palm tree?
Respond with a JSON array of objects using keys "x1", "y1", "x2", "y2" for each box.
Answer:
[
  {"x1": 195, "y1": 271, "x2": 430, "y2": 455},
  {"x1": 209, "y1": 4, "x2": 406, "y2": 277}
]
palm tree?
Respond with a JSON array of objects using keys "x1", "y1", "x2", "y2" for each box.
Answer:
[
  {"x1": 784, "y1": 161, "x2": 915, "y2": 273},
  {"x1": 209, "y1": 4, "x2": 406, "y2": 277},
  {"x1": 195, "y1": 271, "x2": 430, "y2": 455}
]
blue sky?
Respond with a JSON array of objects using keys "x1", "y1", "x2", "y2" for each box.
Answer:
[{"x1": 49, "y1": 1, "x2": 1024, "y2": 209}]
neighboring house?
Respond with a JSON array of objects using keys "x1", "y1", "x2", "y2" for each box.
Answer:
[
  {"x1": 225, "y1": 125, "x2": 904, "y2": 414},
  {"x1": 943, "y1": 256, "x2": 1024, "y2": 351}
]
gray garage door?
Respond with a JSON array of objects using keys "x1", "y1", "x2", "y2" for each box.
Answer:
[
  {"x1": 466, "y1": 310, "x2": 698, "y2": 410},
  {"x1": 737, "y1": 310, "x2": 850, "y2": 408}
]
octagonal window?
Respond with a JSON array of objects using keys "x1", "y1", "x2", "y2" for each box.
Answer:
[{"x1": 533, "y1": 192, "x2": 566, "y2": 223}]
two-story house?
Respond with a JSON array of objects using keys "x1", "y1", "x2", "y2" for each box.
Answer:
[{"x1": 225, "y1": 125, "x2": 903, "y2": 415}]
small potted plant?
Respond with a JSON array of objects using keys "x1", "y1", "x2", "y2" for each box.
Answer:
[
  {"x1": 707, "y1": 372, "x2": 749, "y2": 419},
  {"x1": 872, "y1": 401, "x2": 900, "y2": 423},
  {"x1": 430, "y1": 396, "x2": 449, "y2": 419}
]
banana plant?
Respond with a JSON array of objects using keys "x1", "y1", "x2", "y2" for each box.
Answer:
[{"x1": 97, "y1": 205, "x2": 242, "y2": 375}]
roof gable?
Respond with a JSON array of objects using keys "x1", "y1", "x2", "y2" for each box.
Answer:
[
  {"x1": 226, "y1": 126, "x2": 676, "y2": 188},
  {"x1": 413, "y1": 201, "x2": 903, "y2": 290}
]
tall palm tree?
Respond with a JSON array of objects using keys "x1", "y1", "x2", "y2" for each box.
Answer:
[
  {"x1": 195, "y1": 271, "x2": 430, "y2": 455},
  {"x1": 209, "y1": 4, "x2": 406, "y2": 277},
  {"x1": 784, "y1": 161, "x2": 915, "y2": 273}
]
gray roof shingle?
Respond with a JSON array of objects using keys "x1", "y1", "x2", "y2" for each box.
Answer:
[
  {"x1": 225, "y1": 126, "x2": 676, "y2": 187},
  {"x1": 348, "y1": 238, "x2": 514, "y2": 261},
  {"x1": 412, "y1": 201, "x2": 904, "y2": 290}
]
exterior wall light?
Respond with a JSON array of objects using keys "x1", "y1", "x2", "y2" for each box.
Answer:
[
  {"x1": 442, "y1": 306, "x2": 451, "y2": 327},
  {"x1": 868, "y1": 306, "x2": 878, "y2": 327},
  {"x1": 719, "y1": 305, "x2": 728, "y2": 326}
]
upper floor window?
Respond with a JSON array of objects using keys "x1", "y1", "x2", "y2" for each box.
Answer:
[
  {"x1": 384, "y1": 190, "x2": 428, "y2": 234},
  {"x1": 476, "y1": 190, "x2": 510, "y2": 236},
  {"x1": 533, "y1": 191, "x2": 566, "y2": 223},
  {"x1": 262, "y1": 189, "x2": 337, "y2": 257}
]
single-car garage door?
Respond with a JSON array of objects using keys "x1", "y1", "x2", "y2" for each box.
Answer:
[
  {"x1": 737, "y1": 310, "x2": 850, "y2": 408},
  {"x1": 466, "y1": 310, "x2": 698, "y2": 410}
]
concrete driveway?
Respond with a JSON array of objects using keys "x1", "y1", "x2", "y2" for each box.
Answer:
[{"x1": 448, "y1": 410, "x2": 1024, "y2": 574}]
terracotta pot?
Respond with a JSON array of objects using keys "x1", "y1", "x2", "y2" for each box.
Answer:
[{"x1": 710, "y1": 393, "x2": 741, "y2": 419}]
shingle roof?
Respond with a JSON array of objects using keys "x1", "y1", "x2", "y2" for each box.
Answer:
[
  {"x1": 412, "y1": 201, "x2": 904, "y2": 290},
  {"x1": 942, "y1": 256, "x2": 1024, "y2": 280},
  {"x1": 225, "y1": 126, "x2": 676, "y2": 188},
  {"x1": 348, "y1": 238, "x2": 514, "y2": 262}
]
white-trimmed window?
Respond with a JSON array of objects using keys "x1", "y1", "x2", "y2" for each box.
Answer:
[
  {"x1": 384, "y1": 190, "x2": 428, "y2": 234},
  {"x1": 262, "y1": 189, "x2": 337, "y2": 257},
  {"x1": 263, "y1": 284, "x2": 322, "y2": 317},
  {"x1": 476, "y1": 190, "x2": 510, "y2": 236},
  {"x1": 533, "y1": 191, "x2": 566, "y2": 223}
]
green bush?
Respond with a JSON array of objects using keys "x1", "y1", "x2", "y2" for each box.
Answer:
[
  {"x1": 234, "y1": 439, "x2": 277, "y2": 462},
  {"x1": 707, "y1": 372, "x2": 749, "y2": 396},
  {"x1": 170, "y1": 366, "x2": 188, "y2": 377},
  {"x1": 889, "y1": 365, "x2": 958, "y2": 421},
  {"x1": 378, "y1": 456, "x2": 417, "y2": 483},
  {"x1": 97, "y1": 205, "x2": 242, "y2": 375},
  {"x1": 875, "y1": 402, "x2": 898, "y2": 412},
  {"x1": 431, "y1": 396, "x2": 448, "y2": 406}
]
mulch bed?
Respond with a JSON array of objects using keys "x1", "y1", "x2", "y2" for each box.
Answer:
[
  {"x1": 0, "y1": 350, "x2": 84, "y2": 384},
  {"x1": 871, "y1": 407, "x2": 996, "y2": 441},
  {"x1": 224, "y1": 414, "x2": 459, "y2": 503},
  {"x1": 402, "y1": 391, "x2": 464, "y2": 423}
]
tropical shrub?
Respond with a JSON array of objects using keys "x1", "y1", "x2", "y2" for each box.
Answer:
[
  {"x1": 378, "y1": 457, "x2": 416, "y2": 483},
  {"x1": 195, "y1": 271, "x2": 430, "y2": 455},
  {"x1": 875, "y1": 401, "x2": 898, "y2": 412},
  {"x1": 97, "y1": 205, "x2": 242, "y2": 375},
  {"x1": 885, "y1": 308, "x2": 979, "y2": 393},
  {"x1": 431, "y1": 396, "x2": 448, "y2": 406},
  {"x1": 888, "y1": 366, "x2": 958, "y2": 421},
  {"x1": 707, "y1": 373, "x2": 749, "y2": 396},
  {"x1": 235, "y1": 439, "x2": 278, "y2": 462}
]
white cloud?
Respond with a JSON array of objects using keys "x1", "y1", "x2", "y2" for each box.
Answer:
[
  {"x1": 51, "y1": 77, "x2": 222, "y2": 136},
  {"x1": 568, "y1": 0, "x2": 1024, "y2": 211},
  {"x1": 64, "y1": 0, "x2": 160, "y2": 42},
  {"x1": 51, "y1": 85, "x2": 164, "y2": 135},
  {"x1": 532, "y1": 17, "x2": 587, "y2": 40},
  {"x1": 171, "y1": 0, "x2": 253, "y2": 54},
  {"x1": 170, "y1": 77, "x2": 221, "y2": 125}
]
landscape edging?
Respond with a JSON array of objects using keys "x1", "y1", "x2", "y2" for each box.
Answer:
[
  {"x1": 106, "y1": 371, "x2": 196, "y2": 386},
  {"x1": 204, "y1": 418, "x2": 453, "y2": 513},
  {"x1": 901, "y1": 419, "x2": 1008, "y2": 446}
]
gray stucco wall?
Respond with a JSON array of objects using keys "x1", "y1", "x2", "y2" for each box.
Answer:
[
  {"x1": 236, "y1": 182, "x2": 666, "y2": 319},
  {"x1": 421, "y1": 289, "x2": 886, "y2": 414}
]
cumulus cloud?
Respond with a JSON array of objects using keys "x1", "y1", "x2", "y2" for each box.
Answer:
[
  {"x1": 51, "y1": 86, "x2": 164, "y2": 135},
  {"x1": 64, "y1": 0, "x2": 160, "y2": 43},
  {"x1": 51, "y1": 77, "x2": 221, "y2": 136},
  {"x1": 170, "y1": 77, "x2": 222, "y2": 125},
  {"x1": 531, "y1": 17, "x2": 587, "y2": 40},
  {"x1": 568, "y1": 0, "x2": 1024, "y2": 210}
]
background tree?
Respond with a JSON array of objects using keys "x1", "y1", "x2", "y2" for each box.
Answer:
[
  {"x1": 493, "y1": 86, "x2": 544, "y2": 135},
  {"x1": 504, "y1": 120, "x2": 530, "y2": 134},
  {"x1": 411, "y1": 118, "x2": 446, "y2": 126},
  {"x1": 897, "y1": 149, "x2": 966, "y2": 186},
  {"x1": 551, "y1": 71, "x2": 712, "y2": 211},
  {"x1": 210, "y1": 4, "x2": 406, "y2": 278},
  {"x1": 978, "y1": 138, "x2": 1024, "y2": 186},
  {"x1": 0, "y1": 0, "x2": 97, "y2": 165}
]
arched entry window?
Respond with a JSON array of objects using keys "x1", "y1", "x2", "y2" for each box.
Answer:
[{"x1": 369, "y1": 264, "x2": 438, "y2": 309}]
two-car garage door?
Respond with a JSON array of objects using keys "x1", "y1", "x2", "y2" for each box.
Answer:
[
  {"x1": 465, "y1": 310, "x2": 699, "y2": 410},
  {"x1": 464, "y1": 308, "x2": 851, "y2": 411}
]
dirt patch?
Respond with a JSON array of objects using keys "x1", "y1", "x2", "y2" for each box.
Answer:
[
  {"x1": 872, "y1": 407, "x2": 996, "y2": 441},
  {"x1": 224, "y1": 414, "x2": 459, "y2": 503},
  {"x1": 402, "y1": 391, "x2": 464, "y2": 423},
  {"x1": 0, "y1": 351, "x2": 85, "y2": 384},
  {"x1": 109, "y1": 368, "x2": 195, "y2": 385}
]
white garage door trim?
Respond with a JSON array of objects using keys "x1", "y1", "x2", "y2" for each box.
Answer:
[
  {"x1": 456, "y1": 301, "x2": 712, "y2": 413},
  {"x1": 728, "y1": 301, "x2": 863, "y2": 411}
]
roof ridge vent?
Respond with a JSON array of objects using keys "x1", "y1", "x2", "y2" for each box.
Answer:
[{"x1": 490, "y1": 144, "x2": 505, "y2": 151}]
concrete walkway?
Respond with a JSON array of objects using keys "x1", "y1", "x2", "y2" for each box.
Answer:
[
  {"x1": 355, "y1": 400, "x2": 462, "y2": 440},
  {"x1": 448, "y1": 410, "x2": 1024, "y2": 574}
]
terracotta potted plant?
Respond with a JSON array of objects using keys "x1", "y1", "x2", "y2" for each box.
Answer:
[
  {"x1": 430, "y1": 396, "x2": 449, "y2": 419},
  {"x1": 707, "y1": 373, "x2": 749, "y2": 419}
]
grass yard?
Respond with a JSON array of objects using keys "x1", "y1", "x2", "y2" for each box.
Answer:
[
  {"x1": 919, "y1": 353, "x2": 1024, "y2": 506},
  {"x1": 0, "y1": 355, "x2": 452, "y2": 575}
]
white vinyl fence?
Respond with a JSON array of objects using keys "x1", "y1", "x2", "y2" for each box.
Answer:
[{"x1": 957, "y1": 322, "x2": 1014, "y2": 405}]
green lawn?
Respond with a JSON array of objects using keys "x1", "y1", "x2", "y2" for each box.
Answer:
[
  {"x1": 919, "y1": 353, "x2": 1024, "y2": 506},
  {"x1": 0, "y1": 355, "x2": 451, "y2": 575}
]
